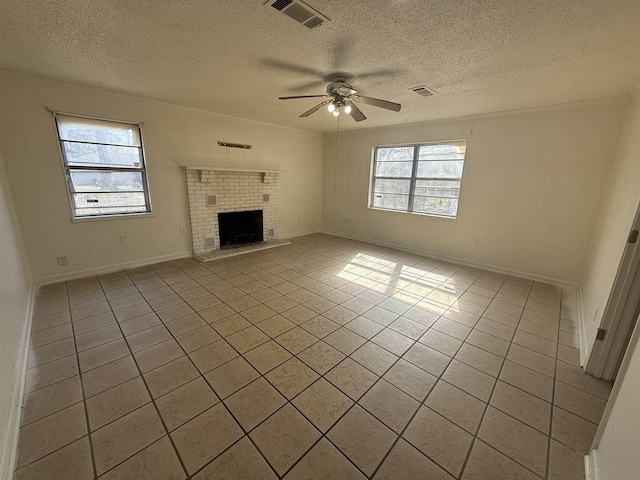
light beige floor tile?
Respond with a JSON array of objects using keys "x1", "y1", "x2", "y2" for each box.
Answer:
[
  {"x1": 557, "y1": 344, "x2": 581, "y2": 366},
  {"x1": 205, "y1": 356, "x2": 260, "y2": 398},
  {"x1": 21, "y1": 375, "x2": 83, "y2": 426},
  {"x1": 328, "y1": 405, "x2": 396, "y2": 477},
  {"x1": 490, "y1": 381, "x2": 551, "y2": 433},
  {"x1": 512, "y1": 330, "x2": 557, "y2": 357},
  {"x1": 224, "y1": 378, "x2": 286, "y2": 431},
  {"x1": 134, "y1": 339, "x2": 184, "y2": 373},
  {"x1": 556, "y1": 361, "x2": 612, "y2": 400},
  {"x1": 31, "y1": 311, "x2": 71, "y2": 333},
  {"x1": 418, "y1": 329, "x2": 462, "y2": 356},
  {"x1": 283, "y1": 437, "x2": 365, "y2": 480},
  {"x1": 370, "y1": 328, "x2": 414, "y2": 355},
  {"x1": 250, "y1": 404, "x2": 320, "y2": 475},
  {"x1": 462, "y1": 440, "x2": 540, "y2": 480},
  {"x1": 226, "y1": 326, "x2": 270, "y2": 353},
  {"x1": 402, "y1": 342, "x2": 451, "y2": 376},
  {"x1": 350, "y1": 341, "x2": 399, "y2": 376},
  {"x1": 256, "y1": 314, "x2": 296, "y2": 337},
  {"x1": 242, "y1": 304, "x2": 279, "y2": 323},
  {"x1": 114, "y1": 302, "x2": 154, "y2": 322},
  {"x1": 455, "y1": 343, "x2": 503, "y2": 377},
  {"x1": 499, "y1": 360, "x2": 553, "y2": 401},
  {"x1": 211, "y1": 313, "x2": 252, "y2": 337},
  {"x1": 465, "y1": 329, "x2": 510, "y2": 357},
  {"x1": 478, "y1": 406, "x2": 548, "y2": 477},
  {"x1": 126, "y1": 325, "x2": 172, "y2": 353},
  {"x1": 171, "y1": 403, "x2": 243, "y2": 474},
  {"x1": 300, "y1": 316, "x2": 340, "y2": 338},
  {"x1": 375, "y1": 439, "x2": 453, "y2": 480},
  {"x1": 27, "y1": 337, "x2": 76, "y2": 369},
  {"x1": 292, "y1": 378, "x2": 353, "y2": 432},
  {"x1": 548, "y1": 439, "x2": 585, "y2": 480},
  {"x1": 325, "y1": 358, "x2": 379, "y2": 400},
  {"x1": 86, "y1": 376, "x2": 150, "y2": 431},
  {"x1": 82, "y1": 356, "x2": 139, "y2": 398},
  {"x1": 30, "y1": 323, "x2": 73, "y2": 349},
  {"x1": 72, "y1": 312, "x2": 117, "y2": 335},
  {"x1": 383, "y1": 359, "x2": 437, "y2": 401},
  {"x1": 75, "y1": 324, "x2": 123, "y2": 352},
  {"x1": 297, "y1": 341, "x2": 345, "y2": 374},
  {"x1": 71, "y1": 302, "x2": 111, "y2": 322},
  {"x1": 200, "y1": 304, "x2": 237, "y2": 324},
  {"x1": 432, "y1": 317, "x2": 472, "y2": 340},
  {"x1": 275, "y1": 326, "x2": 319, "y2": 354},
  {"x1": 359, "y1": 379, "x2": 419, "y2": 433},
  {"x1": 403, "y1": 406, "x2": 473, "y2": 477},
  {"x1": 442, "y1": 360, "x2": 496, "y2": 402},
  {"x1": 554, "y1": 381, "x2": 607, "y2": 424},
  {"x1": 25, "y1": 355, "x2": 79, "y2": 394},
  {"x1": 156, "y1": 377, "x2": 219, "y2": 431},
  {"x1": 506, "y1": 343, "x2": 556, "y2": 377},
  {"x1": 244, "y1": 340, "x2": 292, "y2": 374},
  {"x1": 344, "y1": 316, "x2": 384, "y2": 339},
  {"x1": 16, "y1": 403, "x2": 88, "y2": 470},
  {"x1": 188, "y1": 339, "x2": 238, "y2": 374},
  {"x1": 324, "y1": 328, "x2": 367, "y2": 355},
  {"x1": 226, "y1": 295, "x2": 261, "y2": 313},
  {"x1": 92, "y1": 403, "x2": 165, "y2": 475},
  {"x1": 193, "y1": 436, "x2": 276, "y2": 480},
  {"x1": 144, "y1": 356, "x2": 200, "y2": 398},
  {"x1": 362, "y1": 305, "x2": 398, "y2": 326},
  {"x1": 265, "y1": 357, "x2": 319, "y2": 399},
  {"x1": 99, "y1": 436, "x2": 185, "y2": 480},
  {"x1": 165, "y1": 313, "x2": 206, "y2": 337},
  {"x1": 551, "y1": 406, "x2": 598, "y2": 454},
  {"x1": 425, "y1": 380, "x2": 486, "y2": 434},
  {"x1": 78, "y1": 339, "x2": 129, "y2": 372},
  {"x1": 119, "y1": 312, "x2": 162, "y2": 336},
  {"x1": 13, "y1": 436, "x2": 93, "y2": 480},
  {"x1": 282, "y1": 304, "x2": 317, "y2": 324},
  {"x1": 156, "y1": 303, "x2": 196, "y2": 323},
  {"x1": 265, "y1": 295, "x2": 299, "y2": 313},
  {"x1": 442, "y1": 308, "x2": 480, "y2": 328}
]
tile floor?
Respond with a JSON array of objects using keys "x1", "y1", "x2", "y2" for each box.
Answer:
[{"x1": 15, "y1": 233, "x2": 612, "y2": 479}]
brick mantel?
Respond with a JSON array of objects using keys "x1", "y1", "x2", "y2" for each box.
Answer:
[{"x1": 183, "y1": 167, "x2": 279, "y2": 254}]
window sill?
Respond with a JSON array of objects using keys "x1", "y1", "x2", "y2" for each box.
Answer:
[
  {"x1": 367, "y1": 206, "x2": 457, "y2": 220},
  {"x1": 70, "y1": 212, "x2": 155, "y2": 223}
]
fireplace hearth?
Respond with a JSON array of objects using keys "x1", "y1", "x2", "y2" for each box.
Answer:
[{"x1": 218, "y1": 210, "x2": 264, "y2": 248}]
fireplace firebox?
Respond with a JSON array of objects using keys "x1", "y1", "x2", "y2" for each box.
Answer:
[{"x1": 218, "y1": 210, "x2": 264, "y2": 248}]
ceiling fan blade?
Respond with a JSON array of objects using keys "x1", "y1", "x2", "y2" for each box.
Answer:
[
  {"x1": 355, "y1": 95, "x2": 402, "y2": 112},
  {"x1": 300, "y1": 100, "x2": 331, "y2": 118},
  {"x1": 279, "y1": 95, "x2": 329, "y2": 100},
  {"x1": 347, "y1": 102, "x2": 366, "y2": 122}
]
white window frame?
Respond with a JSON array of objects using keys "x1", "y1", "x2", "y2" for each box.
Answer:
[
  {"x1": 53, "y1": 112, "x2": 152, "y2": 221},
  {"x1": 368, "y1": 140, "x2": 467, "y2": 219}
]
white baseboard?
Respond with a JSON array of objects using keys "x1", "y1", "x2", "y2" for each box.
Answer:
[
  {"x1": 584, "y1": 449, "x2": 600, "y2": 480},
  {"x1": 578, "y1": 287, "x2": 589, "y2": 366},
  {"x1": 0, "y1": 282, "x2": 35, "y2": 479},
  {"x1": 281, "y1": 228, "x2": 321, "y2": 240},
  {"x1": 34, "y1": 251, "x2": 193, "y2": 285},
  {"x1": 320, "y1": 229, "x2": 579, "y2": 289}
]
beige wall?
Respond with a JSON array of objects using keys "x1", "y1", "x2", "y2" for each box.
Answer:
[
  {"x1": 0, "y1": 70, "x2": 324, "y2": 283},
  {"x1": 321, "y1": 101, "x2": 627, "y2": 286},
  {"x1": 590, "y1": 322, "x2": 640, "y2": 479},
  {"x1": 580, "y1": 85, "x2": 640, "y2": 362},
  {"x1": 0, "y1": 150, "x2": 33, "y2": 476}
]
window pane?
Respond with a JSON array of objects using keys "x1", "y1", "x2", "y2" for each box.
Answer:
[
  {"x1": 372, "y1": 193, "x2": 409, "y2": 211},
  {"x1": 57, "y1": 115, "x2": 141, "y2": 147},
  {"x1": 73, "y1": 192, "x2": 147, "y2": 216},
  {"x1": 62, "y1": 141, "x2": 142, "y2": 168},
  {"x1": 377, "y1": 147, "x2": 414, "y2": 162},
  {"x1": 413, "y1": 196, "x2": 459, "y2": 216},
  {"x1": 74, "y1": 205, "x2": 149, "y2": 217},
  {"x1": 416, "y1": 160, "x2": 464, "y2": 178},
  {"x1": 373, "y1": 178, "x2": 411, "y2": 195},
  {"x1": 418, "y1": 142, "x2": 466, "y2": 160},
  {"x1": 375, "y1": 161, "x2": 413, "y2": 177},
  {"x1": 415, "y1": 180, "x2": 460, "y2": 198},
  {"x1": 69, "y1": 170, "x2": 144, "y2": 193}
]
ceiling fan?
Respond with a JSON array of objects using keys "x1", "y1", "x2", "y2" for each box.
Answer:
[{"x1": 279, "y1": 76, "x2": 401, "y2": 122}]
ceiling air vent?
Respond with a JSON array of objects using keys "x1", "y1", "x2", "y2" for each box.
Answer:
[
  {"x1": 265, "y1": 0, "x2": 330, "y2": 29},
  {"x1": 409, "y1": 85, "x2": 437, "y2": 97}
]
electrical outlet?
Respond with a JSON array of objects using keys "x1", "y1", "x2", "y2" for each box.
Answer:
[
  {"x1": 120, "y1": 234, "x2": 128, "y2": 243},
  {"x1": 472, "y1": 237, "x2": 479, "y2": 246},
  {"x1": 180, "y1": 226, "x2": 186, "y2": 234},
  {"x1": 57, "y1": 256, "x2": 68, "y2": 266}
]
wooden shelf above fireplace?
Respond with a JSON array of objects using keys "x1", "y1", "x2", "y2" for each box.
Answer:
[{"x1": 181, "y1": 166, "x2": 282, "y2": 174}]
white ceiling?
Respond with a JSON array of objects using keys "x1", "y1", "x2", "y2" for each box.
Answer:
[{"x1": 1, "y1": 0, "x2": 640, "y2": 132}]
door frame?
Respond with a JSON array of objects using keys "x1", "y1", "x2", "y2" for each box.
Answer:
[{"x1": 586, "y1": 202, "x2": 640, "y2": 380}]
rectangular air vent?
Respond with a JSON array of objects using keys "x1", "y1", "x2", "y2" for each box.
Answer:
[
  {"x1": 207, "y1": 195, "x2": 217, "y2": 206},
  {"x1": 265, "y1": 0, "x2": 329, "y2": 29},
  {"x1": 409, "y1": 85, "x2": 437, "y2": 97},
  {"x1": 263, "y1": 194, "x2": 270, "y2": 202}
]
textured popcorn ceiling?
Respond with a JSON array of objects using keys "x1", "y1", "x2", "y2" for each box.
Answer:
[{"x1": 1, "y1": 0, "x2": 639, "y2": 132}]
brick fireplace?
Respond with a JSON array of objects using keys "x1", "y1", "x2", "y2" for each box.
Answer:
[{"x1": 183, "y1": 167, "x2": 279, "y2": 255}]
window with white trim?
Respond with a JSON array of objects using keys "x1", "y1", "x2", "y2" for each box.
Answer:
[
  {"x1": 54, "y1": 114, "x2": 151, "y2": 218},
  {"x1": 369, "y1": 140, "x2": 467, "y2": 218}
]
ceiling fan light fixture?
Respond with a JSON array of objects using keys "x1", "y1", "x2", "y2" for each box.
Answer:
[
  {"x1": 332, "y1": 109, "x2": 340, "y2": 116},
  {"x1": 344, "y1": 105, "x2": 352, "y2": 114},
  {"x1": 327, "y1": 103, "x2": 336, "y2": 112}
]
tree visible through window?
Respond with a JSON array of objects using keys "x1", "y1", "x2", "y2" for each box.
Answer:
[
  {"x1": 54, "y1": 114, "x2": 151, "y2": 218},
  {"x1": 370, "y1": 140, "x2": 466, "y2": 218}
]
